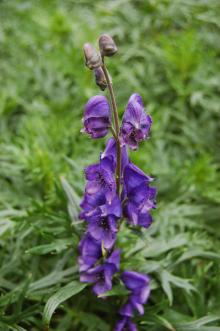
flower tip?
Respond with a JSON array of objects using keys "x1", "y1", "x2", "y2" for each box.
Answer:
[
  {"x1": 83, "y1": 42, "x2": 102, "y2": 70},
  {"x1": 99, "y1": 34, "x2": 118, "y2": 57}
]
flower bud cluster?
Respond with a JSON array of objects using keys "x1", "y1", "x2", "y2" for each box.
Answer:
[{"x1": 83, "y1": 34, "x2": 117, "y2": 91}]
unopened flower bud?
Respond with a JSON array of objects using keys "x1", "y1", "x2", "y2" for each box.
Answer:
[
  {"x1": 83, "y1": 43, "x2": 102, "y2": 70},
  {"x1": 99, "y1": 34, "x2": 117, "y2": 57},
  {"x1": 94, "y1": 67, "x2": 107, "y2": 91}
]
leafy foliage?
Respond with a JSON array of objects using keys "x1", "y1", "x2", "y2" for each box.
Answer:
[{"x1": 0, "y1": 0, "x2": 220, "y2": 330}]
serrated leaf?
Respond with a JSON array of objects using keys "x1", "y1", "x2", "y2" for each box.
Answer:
[{"x1": 43, "y1": 281, "x2": 87, "y2": 327}]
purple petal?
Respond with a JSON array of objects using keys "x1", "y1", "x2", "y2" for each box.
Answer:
[
  {"x1": 121, "y1": 271, "x2": 150, "y2": 291},
  {"x1": 106, "y1": 249, "x2": 120, "y2": 271},
  {"x1": 114, "y1": 317, "x2": 138, "y2": 331},
  {"x1": 119, "y1": 301, "x2": 134, "y2": 317},
  {"x1": 83, "y1": 95, "x2": 111, "y2": 139},
  {"x1": 84, "y1": 95, "x2": 110, "y2": 120},
  {"x1": 124, "y1": 163, "x2": 153, "y2": 194}
]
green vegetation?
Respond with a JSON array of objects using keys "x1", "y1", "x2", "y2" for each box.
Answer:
[{"x1": 0, "y1": 1, "x2": 220, "y2": 330}]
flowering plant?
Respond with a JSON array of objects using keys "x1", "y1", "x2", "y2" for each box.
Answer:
[{"x1": 79, "y1": 34, "x2": 157, "y2": 331}]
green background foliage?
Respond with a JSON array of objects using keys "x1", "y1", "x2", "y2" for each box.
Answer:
[{"x1": 0, "y1": 0, "x2": 220, "y2": 330}]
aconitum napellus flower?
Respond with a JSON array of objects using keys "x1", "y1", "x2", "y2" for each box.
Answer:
[
  {"x1": 82, "y1": 95, "x2": 111, "y2": 139},
  {"x1": 80, "y1": 249, "x2": 120, "y2": 295},
  {"x1": 119, "y1": 271, "x2": 151, "y2": 316},
  {"x1": 114, "y1": 317, "x2": 137, "y2": 331},
  {"x1": 84, "y1": 156, "x2": 116, "y2": 202},
  {"x1": 79, "y1": 35, "x2": 157, "y2": 331},
  {"x1": 120, "y1": 93, "x2": 152, "y2": 150},
  {"x1": 78, "y1": 233, "x2": 101, "y2": 272},
  {"x1": 123, "y1": 163, "x2": 157, "y2": 227},
  {"x1": 81, "y1": 196, "x2": 121, "y2": 249}
]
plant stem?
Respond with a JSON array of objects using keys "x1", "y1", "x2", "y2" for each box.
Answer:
[{"x1": 102, "y1": 61, "x2": 121, "y2": 195}]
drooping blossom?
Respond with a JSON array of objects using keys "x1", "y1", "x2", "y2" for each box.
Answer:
[
  {"x1": 119, "y1": 271, "x2": 151, "y2": 317},
  {"x1": 82, "y1": 95, "x2": 111, "y2": 139},
  {"x1": 123, "y1": 163, "x2": 156, "y2": 228},
  {"x1": 81, "y1": 196, "x2": 121, "y2": 249},
  {"x1": 114, "y1": 317, "x2": 137, "y2": 331},
  {"x1": 84, "y1": 155, "x2": 116, "y2": 202},
  {"x1": 78, "y1": 233, "x2": 102, "y2": 272},
  {"x1": 120, "y1": 93, "x2": 152, "y2": 150},
  {"x1": 80, "y1": 249, "x2": 120, "y2": 296}
]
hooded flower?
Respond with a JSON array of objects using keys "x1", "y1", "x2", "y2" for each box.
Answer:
[
  {"x1": 120, "y1": 93, "x2": 152, "y2": 150},
  {"x1": 78, "y1": 233, "x2": 102, "y2": 272},
  {"x1": 119, "y1": 271, "x2": 151, "y2": 317},
  {"x1": 123, "y1": 163, "x2": 153, "y2": 195},
  {"x1": 114, "y1": 317, "x2": 137, "y2": 331},
  {"x1": 123, "y1": 163, "x2": 156, "y2": 228},
  {"x1": 81, "y1": 195, "x2": 121, "y2": 249},
  {"x1": 80, "y1": 249, "x2": 120, "y2": 296},
  {"x1": 101, "y1": 137, "x2": 129, "y2": 178},
  {"x1": 82, "y1": 95, "x2": 111, "y2": 139},
  {"x1": 84, "y1": 155, "x2": 116, "y2": 203}
]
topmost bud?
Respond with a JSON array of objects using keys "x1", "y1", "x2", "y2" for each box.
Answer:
[
  {"x1": 99, "y1": 34, "x2": 117, "y2": 57},
  {"x1": 83, "y1": 43, "x2": 102, "y2": 70}
]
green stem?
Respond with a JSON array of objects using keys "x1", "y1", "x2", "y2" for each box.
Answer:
[{"x1": 102, "y1": 61, "x2": 121, "y2": 195}]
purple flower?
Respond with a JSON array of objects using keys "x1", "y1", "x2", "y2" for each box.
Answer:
[
  {"x1": 123, "y1": 163, "x2": 153, "y2": 195},
  {"x1": 120, "y1": 93, "x2": 152, "y2": 150},
  {"x1": 119, "y1": 271, "x2": 151, "y2": 317},
  {"x1": 84, "y1": 156, "x2": 116, "y2": 203},
  {"x1": 81, "y1": 196, "x2": 121, "y2": 249},
  {"x1": 101, "y1": 138, "x2": 129, "y2": 178},
  {"x1": 82, "y1": 95, "x2": 111, "y2": 139},
  {"x1": 123, "y1": 163, "x2": 156, "y2": 228},
  {"x1": 80, "y1": 249, "x2": 120, "y2": 296},
  {"x1": 124, "y1": 185, "x2": 156, "y2": 228},
  {"x1": 114, "y1": 317, "x2": 137, "y2": 331},
  {"x1": 78, "y1": 233, "x2": 101, "y2": 272}
]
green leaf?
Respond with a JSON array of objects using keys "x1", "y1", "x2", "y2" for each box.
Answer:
[
  {"x1": 98, "y1": 285, "x2": 129, "y2": 298},
  {"x1": 25, "y1": 239, "x2": 73, "y2": 255},
  {"x1": 61, "y1": 176, "x2": 81, "y2": 222},
  {"x1": 160, "y1": 270, "x2": 196, "y2": 306},
  {"x1": 43, "y1": 281, "x2": 87, "y2": 327}
]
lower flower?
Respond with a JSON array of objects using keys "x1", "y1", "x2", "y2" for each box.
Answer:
[
  {"x1": 114, "y1": 317, "x2": 137, "y2": 331},
  {"x1": 80, "y1": 249, "x2": 120, "y2": 296}
]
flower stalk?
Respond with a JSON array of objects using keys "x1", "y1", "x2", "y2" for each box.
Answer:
[
  {"x1": 79, "y1": 34, "x2": 156, "y2": 331},
  {"x1": 101, "y1": 59, "x2": 121, "y2": 195}
]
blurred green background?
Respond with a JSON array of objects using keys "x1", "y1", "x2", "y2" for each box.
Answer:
[{"x1": 0, "y1": 1, "x2": 220, "y2": 330}]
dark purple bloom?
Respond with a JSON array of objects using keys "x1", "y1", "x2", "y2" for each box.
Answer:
[
  {"x1": 82, "y1": 95, "x2": 111, "y2": 139},
  {"x1": 84, "y1": 156, "x2": 116, "y2": 203},
  {"x1": 124, "y1": 185, "x2": 156, "y2": 228},
  {"x1": 119, "y1": 271, "x2": 151, "y2": 317},
  {"x1": 80, "y1": 249, "x2": 120, "y2": 296},
  {"x1": 120, "y1": 93, "x2": 152, "y2": 150},
  {"x1": 81, "y1": 196, "x2": 121, "y2": 249},
  {"x1": 78, "y1": 233, "x2": 102, "y2": 272},
  {"x1": 123, "y1": 163, "x2": 153, "y2": 195},
  {"x1": 114, "y1": 317, "x2": 137, "y2": 331},
  {"x1": 101, "y1": 137, "x2": 129, "y2": 177},
  {"x1": 123, "y1": 163, "x2": 156, "y2": 228}
]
